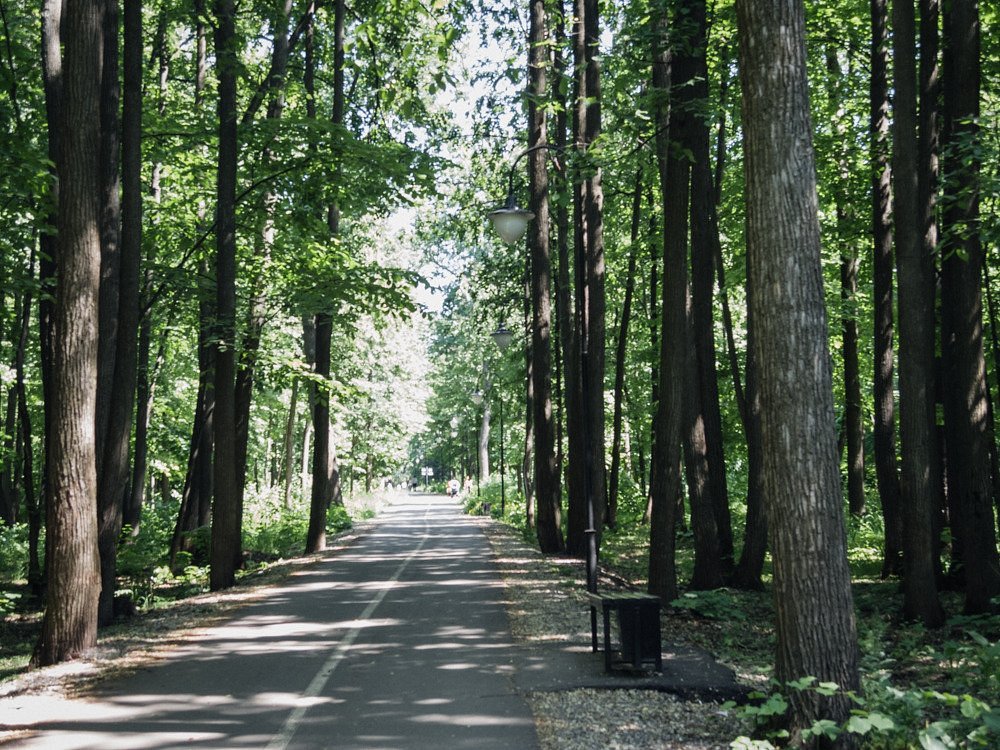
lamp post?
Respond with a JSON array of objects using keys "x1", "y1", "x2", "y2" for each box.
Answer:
[
  {"x1": 486, "y1": 155, "x2": 598, "y2": 596},
  {"x1": 491, "y1": 324, "x2": 513, "y2": 515}
]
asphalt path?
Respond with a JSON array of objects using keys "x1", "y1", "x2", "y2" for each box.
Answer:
[{"x1": 1, "y1": 494, "x2": 538, "y2": 749}]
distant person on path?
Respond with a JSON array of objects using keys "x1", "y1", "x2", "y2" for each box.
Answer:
[{"x1": 448, "y1": 478, "x2": 459, "y2": 497}]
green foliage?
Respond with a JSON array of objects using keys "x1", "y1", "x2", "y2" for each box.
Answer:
[
  {"x1": 0, "y1": 524, "x2": 28, "y2": 582},
  {"x1": 0, "y1": 590, "x2": 21, "y2": 617},
  {"x1": 671, "y1": 589, "x2": 748, "y2": 622},
  {"x1": 726, "y1": 675, "x2": 999, "y2": 749},
  {"x1": 327, "y1": 504, "x2": 352, "y2": 535}
]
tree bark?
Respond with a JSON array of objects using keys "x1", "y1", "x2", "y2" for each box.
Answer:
[
  {"x1": 306, "y1": 0, "x2": 346, "y2": 553},
  {"x1": 869, "y1": 0, "x2": 902, "y2": 578},
  {"x1": 581, "y1": 0, "x2": 606, "y2": 564},
  {"x1": 688, "y1": 0, "x2": 732, "y2": 568},
  {"x1": 210, "y1": 0, "x2": 242, "y2": 591},
  {"x1": 234, "y1": 0, "x2": 292, "y2": 507},
  {"x1": 730, "y1": 328, "x2": 767, "y2": 591},
  {"x1": 38, "y1": 0, "x2": 62, "y2": 589},
  {"x1": 893, "y1": 0, "x2": 945, "y2": 627},
  {"x1": 528, "y1": 0, "x2": 562, "y2": 553},
  {"x1": 283, "y1": 378, "x2": 299, "y2": 508},
  {"x1": 940, "y1": 0, "x2": 1000, "y2": 613},
  {"x1": 16, "y1": 252, "x2": 41, "y2": 591},
  {"x1": 97, "y1": 0, "x2": 143, "y2": 625},
  {"x1": 736, "y1": 0, "x2": 861, "y2": 737},
  {"x1": 33, "y1": 0, "x2": 103, "y2": 664},
  {"x1": 825, "y1": 47, "x2": 866, "y2": 519},
  {"x1": 608, "y1": 170, "x2": 642, "y2": 528},
  {"x1": 528, "y1": 0, "x2": 564, "y2": 554},
  {"x1": 564, "y1": 0, "x2": 589, "y2": 558},
  {"x1": 648, "y1": 13, "x2": 684, "y2": 603}
]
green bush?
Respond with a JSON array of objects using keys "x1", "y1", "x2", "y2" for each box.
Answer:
[
  {"x1": 0, "y1": 524, "x2": 27, "y2": 583},
  {"x1": 327, "y1": 504, "x2": 352, "y2": 534},
  {"x1": 726, "y1": 675, "x2": 1000, "y2": 749}
]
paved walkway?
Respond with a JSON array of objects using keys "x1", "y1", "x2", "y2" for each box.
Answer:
[{"x1": 1, "y1": 495, "x2": 538, "y2": 749}]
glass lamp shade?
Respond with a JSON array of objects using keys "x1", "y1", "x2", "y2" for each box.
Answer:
[
  {"x1": 487, "y1": 206, "x2": 534, "y2": 245},
  {"x1": 491, "y1": 325, "x2": 514, "y2": 352}
]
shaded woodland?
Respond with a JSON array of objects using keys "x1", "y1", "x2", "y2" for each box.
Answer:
[{"x1": 1, "y1": 0, "x2": 999, "y2": 745}]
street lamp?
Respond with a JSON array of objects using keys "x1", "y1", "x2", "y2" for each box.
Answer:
[
  {"x1": 491, "y1": 324, "x2": 513, "y2": 515},
  {"x1": 486, "y1": 149, "x2": 599, "y2": 601},
  {"x1": 486, "y1": 144, "x2": 565, "y2": 245}
]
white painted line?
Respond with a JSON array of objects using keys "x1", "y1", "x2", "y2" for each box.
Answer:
[{"x1": 266, "y1": 505, "x2": 431, "y2": 750}]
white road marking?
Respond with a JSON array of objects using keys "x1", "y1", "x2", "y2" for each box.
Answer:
[{"x1": 266, "y1": 504, "x2": 431, "y2": 750}]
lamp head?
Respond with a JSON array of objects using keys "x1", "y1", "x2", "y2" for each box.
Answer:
[
  {"x1": 491, "y1": 324, "x2": 514, "y2": 352},
  {"x1": 487, "y1": 193, "x2": 534, "y2": 245}
]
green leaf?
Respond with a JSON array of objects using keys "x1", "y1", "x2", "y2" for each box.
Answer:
[
  {"x1": 982, "y1": 709, "x2": 1000, "y2": 732},
  {"x1": 845, "y1": 715, "x2": 872, "y2": 735},
  {"x1": 816, "y1": 682, "x2": 841, "y2": 696},
  {"x1": 787, "y1": 676, "x2": 816, "y2": 691},
  {"x1": 867, "y1": 713, "x2": 895, "y2": 731}
]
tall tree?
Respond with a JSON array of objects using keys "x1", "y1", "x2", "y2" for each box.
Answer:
[
  {"x1": 648, "y1": 7, "x2": 685, "y2": 603},
  {"x1": 527, "y1": 0, "x2": 562, "y2": 554},
  {"x1": 688, "y1": 0, "x2": 732, "y2": 571},
  {"x1": 825, "y1": 47, "x2": 865, "y2": 519},
  {"x1": 306, "y1": 0, "x2": 347, "y2": 554},
  {"x1": 940, "y1": 0, "x2": 1000, "y2": 613},
  {"x1": 33, "y1": 0, "x2": 104, "y2": 665},
  {"x1": 894, "y1": 0, "x2": 945, "y2": 627},
  {"x1": 96, "y1": 0, "x2": 143, "y2": 625},
  {"x1": 94, "y1": 0, "x2": 122, "y2": 625},
  {"x1": 565, "y1": 0, "x2": 606, "y2": 561},
  {"x1": 608, "y1": 170, "x2": 643, "y2": 528},
  {"x1": 235, "y1": 0, "x2": 293, "y2": 508},
  {"x1": 736, "y1": 0, "x2": 861, "y2": 738},
  {"x1": 869, "y1": 0, "x2": 902, "y2": 577},
  {"x1": 209, "y1": 0, "x2": 242, "y2": 591}
]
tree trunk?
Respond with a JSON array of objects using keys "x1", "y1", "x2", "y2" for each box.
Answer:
[
  {"x1": 125, "y1": 310, "x2": 152, "y2": 532},
  {"x1": 307, "y1": 309, "x2": 332, "y2": 553},
  {"x1": 16, "y1": 252, "x2": 41, "y2": 591},
  {"x1": 306, "y1": 0, "x2": 346, "y2": 553},
  {"x1": 825, "y1": 47, "x2": 866, "y2": 519},
  {"x1": 582, "y1": 0, "x2": 607, "y2": 566},
  {"x1": 730, "y1": 330, "x2": 768, "y2": 591},
  {"x1": 552, "y1": 2, "x2": 570, "y2": 507},
  {"x1": 940, "y1": 0, "x2": 1000, "y2": 613},
  {"x1": 97, "y1": 0, "x2": 143, "y2": 625},
  {"x1": 689, "y1": 1, "x2": 732, "y2": 567},
  {"x1": 210, "y1": 0, "x2": 242, "y2": 591},
  {"x1": 33, "y1": 0, "x2": 103, "y2": 664},
  {"x1": 608, "y1": 170, "x2": 642, "y2": 529},
  {"x1": 564, "y1": 0, "x2": 588, "y2": 558},
  {"x1": 478, "y1": 398, "x2": 492, "y2": 481},
  {"x1": 869, "y1": 0, "x2": 902, "y2": 578},
  {"x1": 648, "y1": 14, "x2": 684, "y2": 603},
  {"x1": 893, "y1": 0, "x2": 945, "y2": 627},
  {"x1": 283, "y1": 378, "x2": 299, "y2": 508},
  {"x1": 234, "y1": 0, "x2": 292, "y2": 509},
  {"x1": 736, "y1": 0, "x2": 861, "y2": 735},
  {"x1": 38, "y1": 0, "x2": 62, "y2": 571},
  {"x1": 528, "y1": 0, "x2": 562, "y2": 553}
]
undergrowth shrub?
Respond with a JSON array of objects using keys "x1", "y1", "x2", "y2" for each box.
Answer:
[
  {"x1": 0, "y1": 524, "x2": 27, "y2": 582},
  {"x1": 728, "y1": 669, "x2": 1000, "y2": 749}
]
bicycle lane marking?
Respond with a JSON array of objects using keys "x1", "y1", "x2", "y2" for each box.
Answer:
[{"x1": 266, "y1": 502, "x2": 432, "y2": 750}]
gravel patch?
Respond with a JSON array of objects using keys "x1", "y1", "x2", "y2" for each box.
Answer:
[{"x1": 478, "y1": 518, "x2": 751, "y2": 750}]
